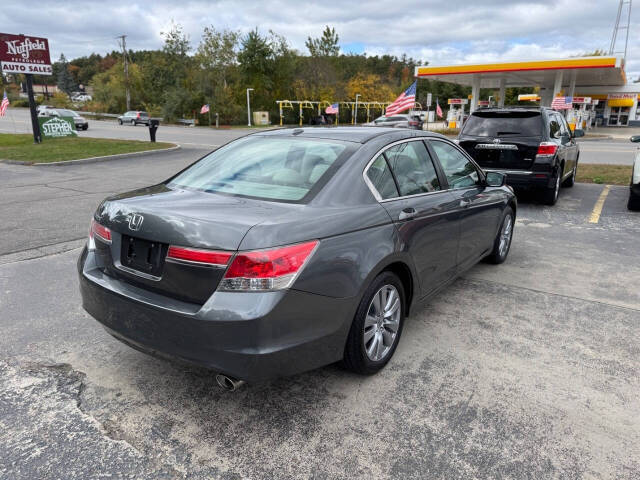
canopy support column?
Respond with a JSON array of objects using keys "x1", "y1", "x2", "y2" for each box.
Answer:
[
  {"x1": 470, "y1": 74, "x2": 480, "y2": 113},
  {"x1": 498, "y1": 77, "x2": 506, "y2": 107}
]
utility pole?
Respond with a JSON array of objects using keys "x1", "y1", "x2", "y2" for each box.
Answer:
[
  {"x1": 117, "y1": 35, "x2": 131, "y2": 110},
  {"x1": 246, "y1": 88, "x2": 254, "y2": 126}
]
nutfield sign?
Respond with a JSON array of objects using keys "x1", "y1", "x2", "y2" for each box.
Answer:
[{"x1": 0, "y1": 32, "x2": 52, "y2": 75}]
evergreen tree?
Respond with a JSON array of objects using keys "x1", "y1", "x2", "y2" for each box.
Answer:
[{"x1": 56, "y1": 54, "x2": 76, "y2": 94}]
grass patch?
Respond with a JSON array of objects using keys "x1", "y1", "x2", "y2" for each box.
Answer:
[
  {"x1": 0, "y1": 133, "x2": 174, "y2": 164},
  {"x1": 576, "y1": 163, "x2": 631, "y2": 186}
]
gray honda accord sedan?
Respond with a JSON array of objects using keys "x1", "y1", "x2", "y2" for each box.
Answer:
[{"x1": 79, "y1": 127, "x2": 516, "y2": 386}]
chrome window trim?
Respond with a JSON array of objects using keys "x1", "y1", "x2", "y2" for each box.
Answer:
[
  {"x1": 484, "y1": 169, "x2": 533, "y2": 176},
  {"x1": 362, "y1": 137, "x2": 443, "y2": 202}
]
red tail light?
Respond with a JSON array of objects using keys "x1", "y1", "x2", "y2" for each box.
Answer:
[
  {"x1": 90, "y1": 219, "x2": 111, "y2": 243},
  {"x1": 536, "y1": 142, "x2": 558, "y2": 156},
  {"x1": 167, "y1": 246, "x2": 232, "y2": 266},
  {"x1": 219, "y1": 240, "x2": 319, "y2": 291}
]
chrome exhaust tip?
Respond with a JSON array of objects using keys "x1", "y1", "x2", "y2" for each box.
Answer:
[{"x1": 216, "y1": 374, "x2": 244, "y2": 391}]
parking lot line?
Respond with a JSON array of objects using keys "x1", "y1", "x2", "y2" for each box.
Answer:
[{"x1": 588, "y1": 185, "x2": 611, "y2": 224}]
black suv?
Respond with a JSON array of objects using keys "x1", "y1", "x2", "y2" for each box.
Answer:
[{"x1": 457, "y1": 107, "x2": 583, "y2": 205}]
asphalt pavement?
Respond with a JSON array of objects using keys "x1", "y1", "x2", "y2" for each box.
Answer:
[{"x1": 1, "y1": 144, "x2": 639, "y2": 478}]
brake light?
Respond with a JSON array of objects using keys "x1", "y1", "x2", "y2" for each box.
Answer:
[
  {"x1": 167, "y1": 246, "x2": 232, "y2": 266},
  {"x1": 219, "y1": 240, "x2": 319, "y2": 291},
  {"x1": 536, "y1": 142, "x2": 558, "y2": 156},
  {"x1": 90, "y1": 219, "x2": 111, "y2": 244}
]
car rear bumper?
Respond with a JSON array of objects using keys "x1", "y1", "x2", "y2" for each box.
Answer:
[
  {"x1": 484, "y1": 169, "x2": 553, "y2": 189},
  {"x1": 78, "y1": 248, "x2": 356, "y2": 382}
]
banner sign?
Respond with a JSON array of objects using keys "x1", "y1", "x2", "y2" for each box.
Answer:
[
  {"x1": 571, "y1": 97, "x2": 591, "y2": 104},
  {"x1": 607, "y1": 93, "x2": 635, "y2": 100},
  {"x1": 447, "y1": 98, "x2": 468, "y2": 105},
  {"x1": 478, "y1": 100, "x2": 490, "y2": 106},
  {"x1": 0, "y1": 32, "x2": 52, "y2": 75},
  {"x1": 38, "y1": 116, "x2": 77, "y2": 138}
]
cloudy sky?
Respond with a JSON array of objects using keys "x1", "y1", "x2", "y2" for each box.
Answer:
[{"x1": 2, "y1": 0, "x2": 638, "y2": 79}]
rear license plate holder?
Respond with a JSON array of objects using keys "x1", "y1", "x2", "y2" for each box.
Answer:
[{"x1": 121, "y1": 235, "x2": 166, "y2": 277}]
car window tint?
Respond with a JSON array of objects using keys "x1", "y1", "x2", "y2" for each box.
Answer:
[
  {"x1": 461, "y1": 111, "x2": 542, "y2": 136},
  {"x1": 384, "y1": 141, "x2": 440, "y2": 196},
  {"x1": 549, "y1": 116, "x2": 561, "y2": 138},
  {"x1": 430, "y1": 141, "x2": 480, "y2": 189},
  {"x1": 556, "y1": 113, "x2": 569, "y2": 136},
  {"x1": 366, "y1": 155, "x2": 398, "y2": 200},
  {"x1": 168, "y1": 137, "x2": 348, "y2": 202}
]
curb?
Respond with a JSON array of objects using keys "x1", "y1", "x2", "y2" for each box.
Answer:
[
  {"x1": 0, "y1": 144, "x2": 180, "y2": 167},
  {"x1": 579, "y1": 135, "x2": 614, "y2": 142}
]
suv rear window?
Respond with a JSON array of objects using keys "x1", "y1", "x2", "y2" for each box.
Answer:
[
  {"x1": 461, "y1": 111, "x2": 543, "y2": 137},
  {"x1": 168, "y1": 136, "x2": 350, "y2": 202}
]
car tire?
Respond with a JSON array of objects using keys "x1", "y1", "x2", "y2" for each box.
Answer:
[
  {"x1": 628, "y1": 192, "x2": 640, "y2": 211},
  {"x1": 541, "y1": 168, "x2": 562, "y2": 205},
  {"x1": 83, "y1": 125, "x2": 88, "y2": 131},
  {"x1": 563, "y1": 160, "x2": 577, "y2": 187},
  {"x1": 118, "y1": 119, "x2": 123, "y2": 125},
  {"x1": 485, "y1": 206, "x2": 515, "y2": 264},
  {"x1": 343, "y1": 271, "x2": 405, "y2": 375}
]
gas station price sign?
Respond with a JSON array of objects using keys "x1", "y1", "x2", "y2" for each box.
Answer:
[{"x1": 0, "y1": 32, "x2": 52, "y2": 75}]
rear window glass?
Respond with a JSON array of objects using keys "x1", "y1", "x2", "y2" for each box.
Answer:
[
  {"x1": 168, "y1": 136, "x2": 349, "y2": 202},
  {"x1": 462, "y1": 111, "x2": 542, "y2": 137}
]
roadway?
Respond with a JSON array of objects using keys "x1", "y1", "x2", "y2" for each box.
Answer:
[{"x1": 1, "y1": 107, "x2": 637, "y2": 164}]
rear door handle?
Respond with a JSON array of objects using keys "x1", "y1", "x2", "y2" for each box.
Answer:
[{"x1": 398, "y1": 207, "x2": 417, "y2": 221}]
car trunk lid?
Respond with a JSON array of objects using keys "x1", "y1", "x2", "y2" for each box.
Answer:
[{"x1": 93, "y1": 185, "x2": 298, "y2": 304}]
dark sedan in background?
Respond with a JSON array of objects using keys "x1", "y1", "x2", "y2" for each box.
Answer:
[
  {"x1": 79, "y1": 127, "x2": 516, "y2": 387},
  {"x1": 458, "y1": 107, "x2": 583, "y2": 205}
]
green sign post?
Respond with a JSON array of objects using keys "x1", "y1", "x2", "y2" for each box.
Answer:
[{"x1": 38, "y1": 116, "x2": 77, "y2": 139}]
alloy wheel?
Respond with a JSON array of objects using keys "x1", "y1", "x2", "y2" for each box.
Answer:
[
  {"x1": 363, "y1": 285, "x2": 401, "y2": 362},
  {"x1": 498, "y1": 215, "x2": 513, "y2": 258}
]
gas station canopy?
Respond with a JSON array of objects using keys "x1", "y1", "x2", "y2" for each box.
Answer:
[
  {"x1": 414, "y1": 56, "x2": 628, "y2": 112},
  {"x1": 415, "y1": 56, "x2": 626, "y2": 89}
]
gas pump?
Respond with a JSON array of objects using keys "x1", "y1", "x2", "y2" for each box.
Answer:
[
  {"x1": 567, "y1": 97, "x2": 592, "y2": 131},
  {"x1": 447, "y1": 98, "x2": 467, "y2": 129}
]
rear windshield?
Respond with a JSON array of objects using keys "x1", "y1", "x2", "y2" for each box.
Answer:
[
  {"x1": 462, "y1": 111, "x2": 542, "y2": 137},
  {"x1": 167, "y1": 136, "x2": 350, "y2": 202}
]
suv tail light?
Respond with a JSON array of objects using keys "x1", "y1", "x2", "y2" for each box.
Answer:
[
  {"x1": 167, "y1": 246, "x2": 232, "y2": 266},
  {"x1": 218, "y1": 240, "x2": 319, "y2": 291},
  {"x1": 408, "y1": 120, "x2": 419, "y2": 126},
  {"x1": 536, "y1": 142, "x2": 558, "y2": 156}
]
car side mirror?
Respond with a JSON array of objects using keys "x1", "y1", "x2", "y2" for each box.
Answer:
[
  {"x1": 573, "y1": 129, "x2": 585, "y2": 138},
  {"x1": 485, "y1": 171, "x2": 506, "y2": 187},
  {"x1": 630, "y1": 135, "x2": 640, "y2": 143}
]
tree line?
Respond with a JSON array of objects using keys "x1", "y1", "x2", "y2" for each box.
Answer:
[{"x1": 4, "y1": 25, "x2": 533, "y2": 125}]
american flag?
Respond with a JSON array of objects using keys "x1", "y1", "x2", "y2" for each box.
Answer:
[
  {"x1": 551, "y1": 96, "x2": 572, "y2": 110},
  {"x1": 200, "y1": 104, "x2": 210, "y2": 114},
  {"x1": 436, "y1": 100, "x2": 443, "y2": 118},
  {"x1": 325, "y1": 103, "x2": 339, "y2": 114},
  {"x1": 0, "y1": 91, "x2": 9, "y2": 117},
  {"x1": 385, "y1": 81, "x2": 417, "y2": 116}
]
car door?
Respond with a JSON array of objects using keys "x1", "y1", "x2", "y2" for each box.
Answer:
[
  {"x1": 557, "y1": 113, "x2": 579, "y2": 176},
  {"x1": 365, "y1": 139, "x2": 460, "y2": 296},
  {"x1": 428, "y1": 139, "x2": 504, "y2": 272}
]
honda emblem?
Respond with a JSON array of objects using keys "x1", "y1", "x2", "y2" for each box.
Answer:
[{"x1": 128, "y1": 213, "x2": 144, "y2": 231}]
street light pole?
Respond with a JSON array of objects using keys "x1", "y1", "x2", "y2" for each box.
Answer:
[
  {"x1": 246, "y1": 88, "x2": 254, "y2": 126},
  {"x1": 354, "y1": 94, "x2": 361, "y2": 125}
]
